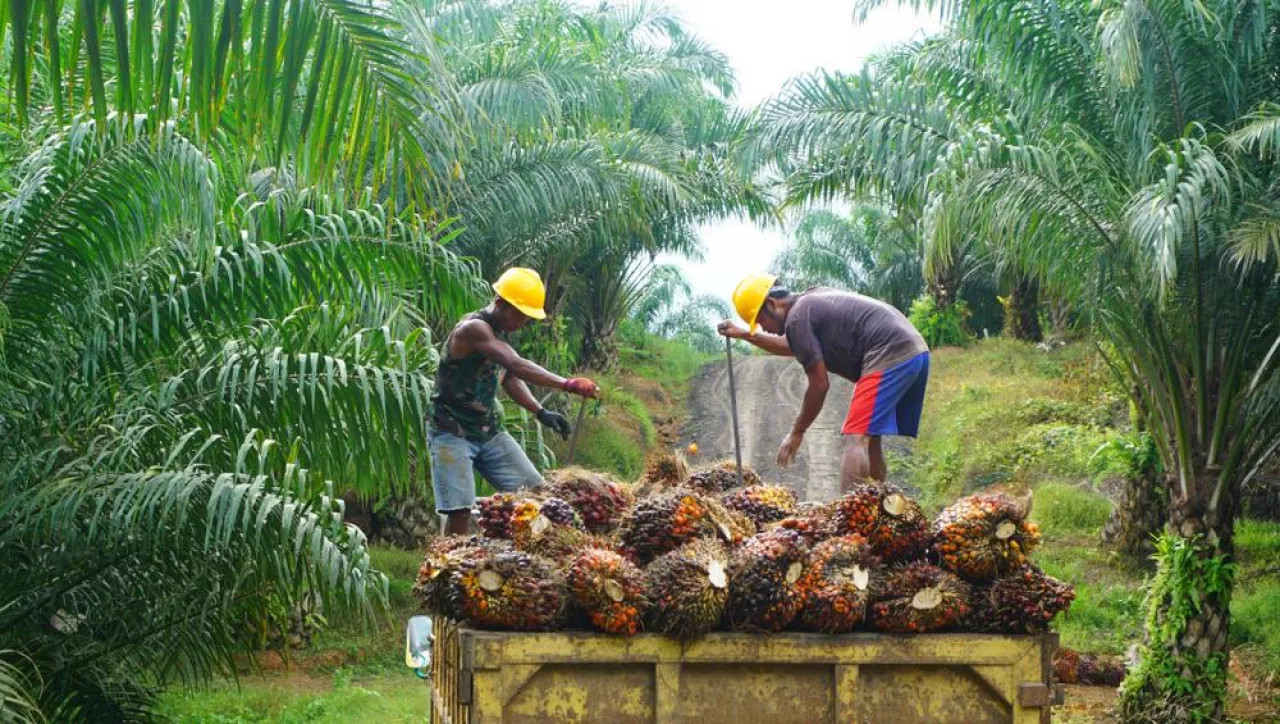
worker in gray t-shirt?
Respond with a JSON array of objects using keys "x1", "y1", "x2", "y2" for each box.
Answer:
[{"x1": 719, "y1": 273, "x2": 930, "y2": 491}]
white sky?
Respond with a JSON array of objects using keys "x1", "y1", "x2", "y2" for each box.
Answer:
[{"x1": 657, "y1": 0, "x2": 940, "y2": 303}]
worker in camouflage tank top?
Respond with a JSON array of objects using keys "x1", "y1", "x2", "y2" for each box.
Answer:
[{"x1": 429, "y1": 267, "x2": 599, "y2": 535}]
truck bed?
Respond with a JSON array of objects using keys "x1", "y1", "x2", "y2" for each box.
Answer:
[{"x1": 430, "y1": 616, "x2": 1062, "y2": 723}]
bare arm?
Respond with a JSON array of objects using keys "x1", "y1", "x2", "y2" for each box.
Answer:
[
  {"x1": 501, "y1": 372, "x2": 543, "y2": 414},
  {"x1": 717, "y1": 320, "x2": 793, "y2": 357},
  {"x1": 792, "y1": 360, "x2": 830, "y2": 436},
  {"x1": 453, "y1": 320, "x2": 567, "y2": 390}
]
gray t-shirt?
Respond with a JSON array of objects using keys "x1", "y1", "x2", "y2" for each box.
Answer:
[{"x1": 784, "y1": 289, "x2": 928, "y2": 382}]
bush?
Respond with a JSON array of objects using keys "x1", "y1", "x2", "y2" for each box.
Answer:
[{"x1": 908, "y1": 295, "x2": 971, "y2": 348}]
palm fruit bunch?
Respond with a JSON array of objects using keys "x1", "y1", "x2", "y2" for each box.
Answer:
[
  {"x1": 475, "y1": 492, "x2": 525, "y2": 539},
  {"x1": 565, "y1": 547, "x2": 649, "y2": 635},
  {"x1": 869, "y1": 562, "x2": 971, "y2": 633},
  {"x1": 413, "y1": 535, "x2": 504, "y2": 617},
  {"x1": 540, "y1": 468, "x2": 635, "y2": 534},
  {"x1": 1054, "y1": 648, "x2": 1126, "y2": 686},
  {"x1": 448, "y1": 546, "x2": 567, "y2": 630},
  {"x1": 720, "y1": 485, "x2": 799, "y2": 526},
  {"x1": 724, "y1": 528, "x2": 810, "y2": 632},
  {"x1": 795, "y1": 535, "x2": 880, "y2": 633},
  {"x1": 636, "y1": 451, "x2": 690, "y2": 493},
  {"x1": 771, "y1": 500, "x2": 838, "y2": 546},
  {"x1": 646, "y1": 538, "x2": 731, "y2": 639},
  {"x1": 684, "y1": 460, "x2": 761, "y2": 494},
  {"x1": 932, "y1": 492, "x2": 1042, "y2": 581},
  {"x1": 618, "y1": 490, "x2": 738, "y2": 564},
  {"x1": 831, "y1": 483, "x2": 930, "y2": 562},
  {"x1": 509, "y1": 498, "x2": 599, "y2": 559},
  {"x1": 966, "y1": 565, "x2": 1074, "y2": 634}
]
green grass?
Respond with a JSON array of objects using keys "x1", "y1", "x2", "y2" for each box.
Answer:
[
  {"x1": 905, "y1": 338, "x2": 1124, "y2": 507},
  {"x1": 156, "y1": 672, "x2": 427, "y2": 723},
  {"x1": 553, "y1": 335, "x2": 709, "y2": 480}
]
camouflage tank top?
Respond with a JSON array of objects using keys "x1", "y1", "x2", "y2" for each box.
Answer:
[{"x1": 430, "y1": 310, "x2": 506, "y2": 442}]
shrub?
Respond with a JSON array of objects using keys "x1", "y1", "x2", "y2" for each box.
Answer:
[{"x1": 908, "y1": 295, "x2": 971, "y2": 348}]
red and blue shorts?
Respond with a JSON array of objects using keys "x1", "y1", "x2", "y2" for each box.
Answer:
[{"x1": 842, "y1": 352, "x2": 930, "y2": 438}]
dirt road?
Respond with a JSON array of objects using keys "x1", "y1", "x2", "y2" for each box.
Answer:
[{"x1": 682, "y1": 354, "x2": 856, "y2": 503}]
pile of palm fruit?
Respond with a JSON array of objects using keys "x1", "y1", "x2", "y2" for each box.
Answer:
[{"x1": 414, "y1": 455, "x2": 1074, "y2": 639}]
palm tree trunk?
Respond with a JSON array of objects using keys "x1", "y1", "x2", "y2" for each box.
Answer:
[
  {"x1": 1118, "y1": 476, "x2": 1234, "y2": 722},
  {"x1": 1049, "y1": 298, "x2": 1072, "y2": 340},
  {"x1": 580, "y1": 321, "x2": 619, "y2": 371},
  {"x1": 1002, "y1": 276, "x2": 1043, "y2": 342},
  {"x1": 1101, "y1": 469, "x2": 1167, "y2": 558}
]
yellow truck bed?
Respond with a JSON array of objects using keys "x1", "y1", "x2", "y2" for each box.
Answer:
[{"x1": 429, "y1": 616, "x2": 1063, "y2": 723}]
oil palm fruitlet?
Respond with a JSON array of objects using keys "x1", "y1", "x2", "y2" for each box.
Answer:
[
  {"x1": 772, "y1": 501, "x2": 839, "y2": 546},
  {"x1": 646, "y1": 538, "x2": 732, "y2": 639},
  {"x1": 618, "y1": 490, "x2": 741, "y2": 564},
  {"x1": 966, "y1": 566, "x2": 1074, "y2": 634},
  {"x1": 796, "y1": 535, "x2": 881, "y2": 633},
  {"x1": 720, "y1": 485, "x2": 799, "y2": 526},
  {"x1": 724, "y1": 528, "x2": 811, "y2": 632},
  {"x1": 449, "y1": 547, "x2": 567, "y2": 631},
  {"x1": 831, "y1": 484, "x2": 930, "y2": 562},
  {"x1": 685, "y1": 460, "x2": 762, "y2": 494},
  {"x1": 414, "y1": 536, "x2": 508, "y2": 617},
  {"x1": 638, "y1": 452, "x2": 691, "y2": 490},
  {"x1": 477, "y1": 493, "x2": 529, "y2": 540},
  {"x1": 541, "y1": 468, "x2": 635, "y2": 533},
  {"x1": 932, "y1": 493, "x2": 1041, "y2": 581},
  {"x1": 510, "y1": 499, "x2": 599, "y2": 559},
  {"x1": 870, "y1": 562, "x2": 971, "y2": 634},
  {"x1": 566, "y1": 547, "x2": 649, "y2": 635}
]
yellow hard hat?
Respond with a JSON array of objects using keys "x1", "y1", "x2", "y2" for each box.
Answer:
[
  {"x1": 732, "y1": 273, "x2": 777, "y2": 333},
  {"x1": 492, "y1": 267, "x2": 547, "y2": 320}
]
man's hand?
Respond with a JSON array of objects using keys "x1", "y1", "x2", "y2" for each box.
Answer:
[
  {"x1": 536, "y1": 408, "x2": 572, "y2": 440},
  {"x1": 563, "y1": 377, "x2": 600, "y2": 398},
  {"x1": 776, "y1": 430, "x2": 804, "y2": 467},
  {"x1": 717, "y1": 320, "x2": 749, "y2": 339}
]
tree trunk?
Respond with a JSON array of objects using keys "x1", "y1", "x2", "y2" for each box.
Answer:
[
  {"x1": 1049, "y1": 297, "x2": 1072, "y2": 340},
  {"x1": 580, "y1": 323, "x2": 619, "y2": 371},
  {"x1": 1101, "y1": 469, "x2": 1168, "y2": 559},
  {"x1": 1118, "y1": 480, "x2": 1234, "y2": 723},
  {"x1": 1002, "y1": 276, "x2": 1043, "y2": 342}
]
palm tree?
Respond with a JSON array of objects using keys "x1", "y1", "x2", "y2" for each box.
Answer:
[
  {"x1": 400, "y1": 0, "x2": 770, "y2": 369},
  {"x1": 1, "y1": 0, "x2": 454, "y2": 205},
  {"x1": 0, "y1": 116, "x2": 482, "y2": 718},
  {"x1": 771, "y1": 206, "x2": 924, "y2": 312},
  {"x1": 810, "y1": 0, "x2": 1280, "y2": 715}
]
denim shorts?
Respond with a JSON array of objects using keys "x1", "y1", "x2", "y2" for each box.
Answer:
[{"x1": 429, "y1": 429, "x2": 542, "y2": 513}]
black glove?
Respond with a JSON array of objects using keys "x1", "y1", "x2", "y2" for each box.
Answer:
[{"x1": 536, "y1": 408, "x2": 572, "y2": 440}]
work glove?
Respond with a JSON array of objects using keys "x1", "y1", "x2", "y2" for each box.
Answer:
[
  {"x1": 563, "y1": 377, "x2": 600, "y2": 398},
  {"x1": 536, "y1": 408, "x2": 572, "y2": 440}
]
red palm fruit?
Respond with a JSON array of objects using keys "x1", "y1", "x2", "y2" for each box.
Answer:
[
  {"x1": 475, "y1": 492, "x2": 531, "y2": 539},
  {"x1": 646, "y1": 538, "x2": 731, "y2": 639},
  {"x1": 932, "y1": 492, "x2": 1042, "y2": 581},
  {"x1": 618, "y1": 490, "x2": 740, "y2": 564},
  {"x1": 724, "y1": 528, "x2": 811, "y2": 633},
  {"x1": 796, "y1": 535, "x2": 881, "y2": 633},
  {"x1": 449, "y1": 547, "x2": 566, "y2": 631},
  {"x1": 509, "y1": 499, "x2": 601, "y2": 559},
  {"x1": 720, "y1": 485, "x2": 799, "y2": 526},
  {"x1": 869, "y1": 562, "x2": 971, "y2": 633},
  {"x1": 413, "y1": 535, "x2": 506, "y2": 618},
  {"x1": 540, "y1": 467, "x2": 635, "y2": 534},
  {"x1": 684, "y1": 460, "x2": 762, "y2": 494},
  {"x1": 638, "y1": 452, "x2": 691, "y2": 491},
  {"x1": 566, "y1": 547, "x2": 649, "y2": 636},
  {"x1": 831, "y1": 484, "x2": 930, "y2": 562},
  {"x1": 966, "y1": 565, "x2": 1074, "y2": 633}
]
